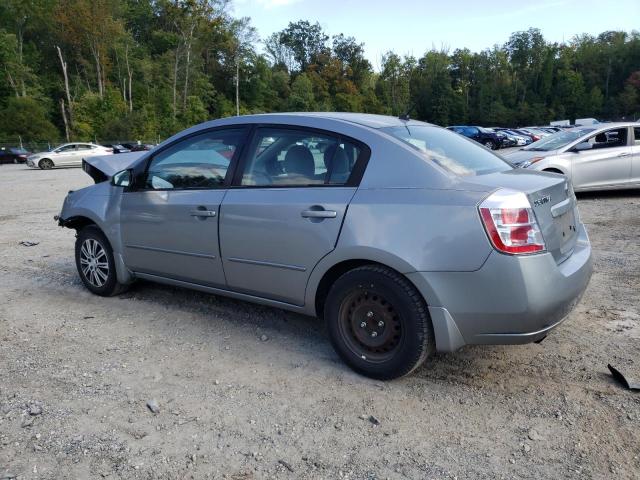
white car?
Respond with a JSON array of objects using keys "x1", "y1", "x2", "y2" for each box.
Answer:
[{"x1": 27, "y1": 143, "x2": 112, "y2": 169}]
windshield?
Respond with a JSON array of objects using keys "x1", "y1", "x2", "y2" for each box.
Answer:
[
  {"x1": 524, "y1": 128, "x2": 595, "y2": 151},
  {"x1": 382, "y1": 125, "x2": 512, "y2": 176}
]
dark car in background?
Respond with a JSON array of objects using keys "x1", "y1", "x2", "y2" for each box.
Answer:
[
  {"x1": 103, "y1": 144, "x2": 131, "y2": 154},
  {"x1": 446, "y1": 126, "x2": 503, "y2": 150},
  {"x1": 122, "y1": 143, "x2": 154, "y2": 152},
  {"x1": 0, "y1": 147, "x2": 30, "y2": 164}
]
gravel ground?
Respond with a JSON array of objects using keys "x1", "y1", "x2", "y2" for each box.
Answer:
[{"x1": 0, "y1": 164, "x2": 638, "y2": 480}]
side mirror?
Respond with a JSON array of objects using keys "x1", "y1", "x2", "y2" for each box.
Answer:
[
  {"x1": 573, "y1": 141, "x2": 592, "y2": 152},
  {"x1": 111, "y1": 169, "x2": 132, "y2": 187}
]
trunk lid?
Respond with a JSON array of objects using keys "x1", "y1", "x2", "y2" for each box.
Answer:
[{"x1": 463, "y1": 169, "x2": 579, "y2": 263}]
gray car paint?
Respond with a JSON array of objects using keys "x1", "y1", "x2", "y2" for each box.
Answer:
[{"x1": 63, "y1": 113, "x2": 593, "y2": 353}]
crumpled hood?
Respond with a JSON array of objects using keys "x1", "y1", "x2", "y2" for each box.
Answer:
[{"x1": 83, "y1": 151, "x2": 146, "y2": 178}]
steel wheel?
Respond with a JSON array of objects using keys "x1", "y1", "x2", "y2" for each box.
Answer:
[
  {"x1": 79, "y1": 238, "x2": 109, "y2": 288},
  {"x1": 337, "y1": 289, "x2": 403, "y2": 363}
]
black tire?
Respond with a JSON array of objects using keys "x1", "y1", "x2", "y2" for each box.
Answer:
[
  {"x1": 75, "y1": 226, "x2": 127, "y2": 296},
  {"x1": 39, "y1": 158, "x2": 54, "y2": 169},
  {"x1": 483, "y1": 140, "x2": 495, "y2": 150},
  {"x1": 325, "y1": 265, "x2": 435, "y2": 380},
  {"x1": 13, "y1": 158, "x2": 19, "y2": 164}
]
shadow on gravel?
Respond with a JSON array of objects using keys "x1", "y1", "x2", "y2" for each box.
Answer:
[
  {"x1": 577, "y1": 189, "x2": 640, "y2": 200},
  {"x1": 117, "y1": 279, "x2": 325, "y2": 339}
]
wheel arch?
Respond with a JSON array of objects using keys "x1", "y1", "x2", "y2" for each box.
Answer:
[
  {"x1": 542, "y1": 167, "x2": 565, "y2": 175},
  {"x1": 61, "y1": 212, "x2": 134, "y2": 285},
  {"x1": 306, "y1": 248, "x2": 431, "y2": 319},
  {"x1": 60, "y1": 215, "x2": 97, "y2": 231}
]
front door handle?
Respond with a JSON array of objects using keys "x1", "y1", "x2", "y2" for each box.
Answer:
[
  {"x1": 190, "y1": 208, "x2": 217, "y2": 218},
  {"x1": 301, "y1": 209, "x2": 337, "y2": 219},
  {"x1": 618, "y1": 152, "x2": 631, "y2": 157}
]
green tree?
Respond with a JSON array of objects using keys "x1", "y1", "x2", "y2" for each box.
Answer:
[{"x1": 0, "y1": 96, "x2": 58, "y2": 141}]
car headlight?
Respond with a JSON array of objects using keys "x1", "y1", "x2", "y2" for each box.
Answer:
[{"x1": 521, "y1": 156, "x2": 544, "y2": 168}]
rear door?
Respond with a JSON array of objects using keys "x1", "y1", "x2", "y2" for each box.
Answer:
[
  {"x1": 73, "y1": 144, "x2": 94, "y2": 166},
  {"x1": 120, "y1": 127, "x2": 248, "y2": 287},
  {"x1": 571, "y1": 127, "x2": 632, "y2": 189},
  {"x1": 219, "y1": 126, "x2": 368, "y2": 305}
]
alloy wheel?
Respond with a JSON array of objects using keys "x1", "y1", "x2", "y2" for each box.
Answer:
[{"x1": 79, "y1": 238, "x2": 109, "y2": 288}]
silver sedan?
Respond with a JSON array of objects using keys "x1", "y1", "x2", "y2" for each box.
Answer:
[
  {"x1": 57, "y1": 113, "x2": 592, "y2": 379},
  {"x1": 505, "y1": 122, "x2": 640, "y2": 191}
]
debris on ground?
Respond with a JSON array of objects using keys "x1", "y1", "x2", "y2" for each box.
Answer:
[
  {"x1": 18, "y1": 241, "x2": 39, "y2": 247},
  {"x1": 608, "y1": 364, "x2": 640, "y2": 391},
  {"x1": 278, "y1": 459, "x2": 294, "y2": 472},
  {"x1": 146, "y1": 399, "x2": 160, "y2": 414}
]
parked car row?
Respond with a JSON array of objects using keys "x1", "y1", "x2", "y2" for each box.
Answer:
[{"x1": 447, "y1": 125, "x2": 563, "y2": 149}]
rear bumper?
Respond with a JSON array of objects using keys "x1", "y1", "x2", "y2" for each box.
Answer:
[{"x1": 408, "y1": 223, "x2": 592, "y2": 352}]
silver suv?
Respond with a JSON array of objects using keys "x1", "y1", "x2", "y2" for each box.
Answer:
[{"x1": 57, "y1": 113, "x2": 592, "y2": 379}]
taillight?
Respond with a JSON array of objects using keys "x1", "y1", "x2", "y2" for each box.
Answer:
[{"x1": 479, "y1": 189, "x2": 545, "y2": 255}]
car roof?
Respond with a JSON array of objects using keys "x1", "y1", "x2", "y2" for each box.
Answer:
[{"x1": 227, "y1": 112, "x2": 434, "y2": 129}]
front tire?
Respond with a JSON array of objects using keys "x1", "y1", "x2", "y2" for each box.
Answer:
[
  {"x1": 39, "y1": 158, "x2": 54, "y2": 169},
  {"x1": 325, "y1": 265, "x2": 435, "y2": 380},
  {"x1": 75, "y1": 226, "x2": 126, "y2": 296},
  {"x1": 483, "y1": 140, "x2": 496, "y2": 150}
]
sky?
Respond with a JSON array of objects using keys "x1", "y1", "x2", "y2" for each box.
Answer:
[{"x1": 233, "y1": 0, "x2": 640, "y2": 70}]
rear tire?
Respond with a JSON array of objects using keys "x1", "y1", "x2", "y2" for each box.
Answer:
[
  {"x1": 325, "y1": 265, "x2": 435, "y2": 380},
  {"x1": 39, "y1": 158, "x2": 54, "y2": 169},
  {"x1": 75, "y1": 226, "x2": 127, "y2": 297}
]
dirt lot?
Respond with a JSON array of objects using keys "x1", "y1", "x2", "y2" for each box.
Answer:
[{"x1": 1, "y1": 164, "x2": 639, "y2": 480}]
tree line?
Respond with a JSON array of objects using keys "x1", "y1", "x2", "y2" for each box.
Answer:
[{"x1": 1, "y1": 0, "x2": 639, "y2": 144}]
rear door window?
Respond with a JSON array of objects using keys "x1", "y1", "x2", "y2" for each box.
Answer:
[{"x1": 239, "y1": 127, "x2": 362, "y2": 186}]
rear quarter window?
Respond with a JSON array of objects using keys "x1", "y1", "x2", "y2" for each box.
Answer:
[{"x1": 382, "y1": 125, "x2": 512, "y2": 176}]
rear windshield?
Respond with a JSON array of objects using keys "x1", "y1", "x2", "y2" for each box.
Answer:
[{"x1": 381, "y1": 125, "x2": 512, "y2": 176}]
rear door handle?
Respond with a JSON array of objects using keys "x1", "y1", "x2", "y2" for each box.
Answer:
[
  {"x1": 618, "y1": 152, "x2": 631, "y2": 157},
  {"x1": 301, "y1": 209, "x2": 337, "y2": 219},
  {"x1": 190, "y1": 208, "x2": 217, "y2": 218}
]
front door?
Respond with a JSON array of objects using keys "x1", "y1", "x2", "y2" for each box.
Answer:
[
  {"x1": 220, "y1": 126, "x2": 366, "y2": 305},
  {"x1": 631, "y1": 126, "x2": 640, "y2": 185},
  {"x1": 120, "y1": 127, "x2": 248, "y2": 287},
  {"x1": 53, "y1": 144, "x2": 79, "y2": 166},
  {"x1": 571, "y1": 127, "x2": 632, "y2": 189}
]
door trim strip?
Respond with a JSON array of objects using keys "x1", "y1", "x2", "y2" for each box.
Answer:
[
  {"x1": 126, "y1": 244, "x2": 216, "y2": 260},
  {"x1": 227, "y1": 257, "x2": 306, "y2": 272}
]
